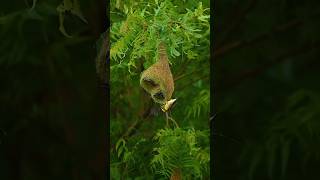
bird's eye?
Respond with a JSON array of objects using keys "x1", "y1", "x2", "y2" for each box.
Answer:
[{"x1": 153, "y1": 91, "x2": 165, "y2": 100}]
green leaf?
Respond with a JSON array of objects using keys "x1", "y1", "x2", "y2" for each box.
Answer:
[
  {"x1": 172, "y1": 48, "x2": 180, "y2": 56},
  {"x1": 118, "y1": 145, "x2": 124, "y2": 158},
  {"x1": 198, "y1": 15, "x2": 209, "y2": 22}
]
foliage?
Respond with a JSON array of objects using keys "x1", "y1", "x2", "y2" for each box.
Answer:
[
  {"x1": 185, "y1": 89, "x2": 209, "y2": 119},
  {"x1": 110, "y1": 0, "x2": 209, "y2": 76},
  {"x1": 150, "y1": 128, "x2": 209, "y2": 179},
  {"x1": 110, "y1": 0, "x2": 210, "y2": 179}
]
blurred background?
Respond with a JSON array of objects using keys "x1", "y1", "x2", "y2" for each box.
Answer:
[
  {"x1": 0, "y1": 0, "x2": 107, "y2": 179},
  {"x1": 214, "y1": 0, "x2": 320, "y2": 179}
]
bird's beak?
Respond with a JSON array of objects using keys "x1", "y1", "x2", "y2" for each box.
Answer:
[{"x1": 161, "y1": 98, "x2": 177, "y2": 112}]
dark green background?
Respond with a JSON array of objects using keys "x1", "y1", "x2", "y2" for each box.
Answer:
[
  {"x1": 213, "y1": 0, "x2": 320, "y2": 179},
  {"x1": 0, "y1": 0, "x2": 107, "y2": 179}
]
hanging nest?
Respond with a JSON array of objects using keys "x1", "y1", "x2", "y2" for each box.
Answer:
[{"x1": 140, "y1": 42, "x2": 174, "y2": 105}]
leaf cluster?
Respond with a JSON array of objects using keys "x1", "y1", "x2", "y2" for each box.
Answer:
[{"x1": 150, "y1": 128, "x2": 210, "y2": 179}]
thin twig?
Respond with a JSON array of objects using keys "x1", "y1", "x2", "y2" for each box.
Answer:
[
  {"x1": 165, "y1": 112, "x2": 169, "y2": 127},
  {"x1": 169, "y1": 117, "x2": 179, "y2": 128}
]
